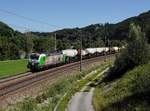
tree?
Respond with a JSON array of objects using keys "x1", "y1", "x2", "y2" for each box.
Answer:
[
  {"x1": 127, "y1": 23, "x2": 150, "y2": 65},
  {"x1": 107, "y1": 23, "x2": 150, "y2": 80}
]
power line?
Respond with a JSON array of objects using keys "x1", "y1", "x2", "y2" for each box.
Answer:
[
  {"x1": 9, "y1": 24, "x2": 31, "y2": 31},
  {"x1": 0, "y1": 8, "x2": 62, "y2": 29},
  {"x1": 8, "y1": 23, "x2": 46, "y2": 32}
]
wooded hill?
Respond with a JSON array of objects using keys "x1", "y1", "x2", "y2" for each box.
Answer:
[
  {"x1": 0, "y1": 10, "x2": 150, "y2": 60},
  {"x1": 32, "y1": 10, "x2": 150, "y2": 46}
]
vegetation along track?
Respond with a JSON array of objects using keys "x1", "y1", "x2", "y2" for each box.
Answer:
[{"x1": 0, "y1": 55, "x2": 113, "y2": 98}]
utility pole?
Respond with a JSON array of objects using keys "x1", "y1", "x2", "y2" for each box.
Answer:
[
  {"x1": 25, "y1": 30, "x2": 33, "y2": 57},
  {"x1": 104, "y1": 36, "x2": 107, "y2": 61},
  {"x1": 79, "y1": 30, "x2": 82, "y2": 72},
  {"x1": 104, "y1": 24, "x2": 107, "y2": 61},
  {"x1": 54, "y1": 33, "x2": 57, "y2": 51}
]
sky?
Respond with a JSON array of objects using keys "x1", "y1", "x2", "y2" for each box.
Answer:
[{"x1": 0, "y1": 0, "x2": 150, "y2": 32}]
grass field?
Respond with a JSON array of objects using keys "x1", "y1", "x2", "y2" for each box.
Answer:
[
  {"x1": 0, "y1": 59, "x2": 28, "y2": 79},
  {"x1": 93, "y1": 62, "x2": 150, "y2": 111}
]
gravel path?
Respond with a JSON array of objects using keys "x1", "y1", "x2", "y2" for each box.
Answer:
[{"x1": 67, "y1": 88, "x2": 95, "y2": 111}]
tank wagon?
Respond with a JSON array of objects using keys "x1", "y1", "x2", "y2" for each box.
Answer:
[
  {"x1": 62, "y1": 49, "x2": 78, "y2": 62},
  {"x1": 27, "y1": 47, "x2": 120, "y2": 71}
]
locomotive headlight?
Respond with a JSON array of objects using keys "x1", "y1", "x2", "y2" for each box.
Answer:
[
  {"x1": 32, "y1": 62, "x2": 34, "y2": 65},
  {"x1": 29, "y1": 59, "x2": 37, "y2": 66}
]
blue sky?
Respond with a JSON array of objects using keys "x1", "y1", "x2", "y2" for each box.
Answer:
[{"x1": 0, "y1": 0, "x2": 150, "y2": 32}]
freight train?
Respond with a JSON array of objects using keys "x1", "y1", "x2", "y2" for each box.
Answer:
[{"x1": 27, "y1": 47, "x2": 119, "y2": 71}]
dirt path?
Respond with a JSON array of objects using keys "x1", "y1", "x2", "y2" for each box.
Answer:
[
  {"x1": 67, "y1": 88, "x2": 95, "y2": 111},
  {"x1": 66, "y1": 67, "x2": 110, "y2": 111}
]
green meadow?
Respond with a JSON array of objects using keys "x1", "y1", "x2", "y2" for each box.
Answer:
[{"x1": 0, "y1": 59, "x2": 28, "y2": 79}]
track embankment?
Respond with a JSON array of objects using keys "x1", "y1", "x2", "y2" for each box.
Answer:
[{"x1": 0, "y1": 55, "x2": 114, "y2": 108}]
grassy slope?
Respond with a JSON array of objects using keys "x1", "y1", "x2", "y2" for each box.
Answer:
[
  {"x1": 0, "y1": 60, "x2": 112, "y2": 111},
  {"x1": 93, "y1": 62, "x2": 150, "y2": 111},
  {"x1": 56, "y1": 61, "x2": 111, "y2": 111},
  {"x1": 0, "y1": 59, "x2": 28, "y2": 79}
]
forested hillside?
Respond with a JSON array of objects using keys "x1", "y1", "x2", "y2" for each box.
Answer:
[
  {"x1": 0, "y1": 22, "x2": 55, "y2": 60},
  {"x1": 0, "y1": 10, "x2": 150, "y2": 60},
  {"x1": 31, "y1": 10, "x2": 150, "y2": 50}
]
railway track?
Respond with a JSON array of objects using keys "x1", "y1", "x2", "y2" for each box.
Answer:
[{"x1": 0, "y1": 55, "x2": 112, "y2": 98}]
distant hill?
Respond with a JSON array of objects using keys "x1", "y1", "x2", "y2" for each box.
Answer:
[
  {"x1": 0, "y1": 10, "x2": 150, "y2": 60},
  {"x1": 111, "y1": 10, "x2": 150, "y2": 41},
  {"x1": 30, "y1": 10, "x2": 150, "y2": 46},
  {"x1": 0, "y1": 21, "x2": 14, "y2": 37}
]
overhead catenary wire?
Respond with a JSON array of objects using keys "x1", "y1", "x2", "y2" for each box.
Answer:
[
  {"x1": 0, "y1": 9, "x2": 60, "y2": 51},
  {"x1": 0, "y1": 8, "x2": 63, "y2": 29},
  {"x1": 8, "y1": 23, "x2": 48, "y2": 32}
]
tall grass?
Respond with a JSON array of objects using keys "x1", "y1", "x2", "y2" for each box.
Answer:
[{"x1": 93, "y1": 62, "x2": 150, "y2": 111}]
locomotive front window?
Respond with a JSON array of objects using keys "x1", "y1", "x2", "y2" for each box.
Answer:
[{"x1": 30, "y1": 54, "x2": 39, "y2": 60}]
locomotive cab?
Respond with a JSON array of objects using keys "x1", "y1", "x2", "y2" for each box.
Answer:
[{"x1": 27, "y1": 53, "x2": 41, "y2": 71}]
